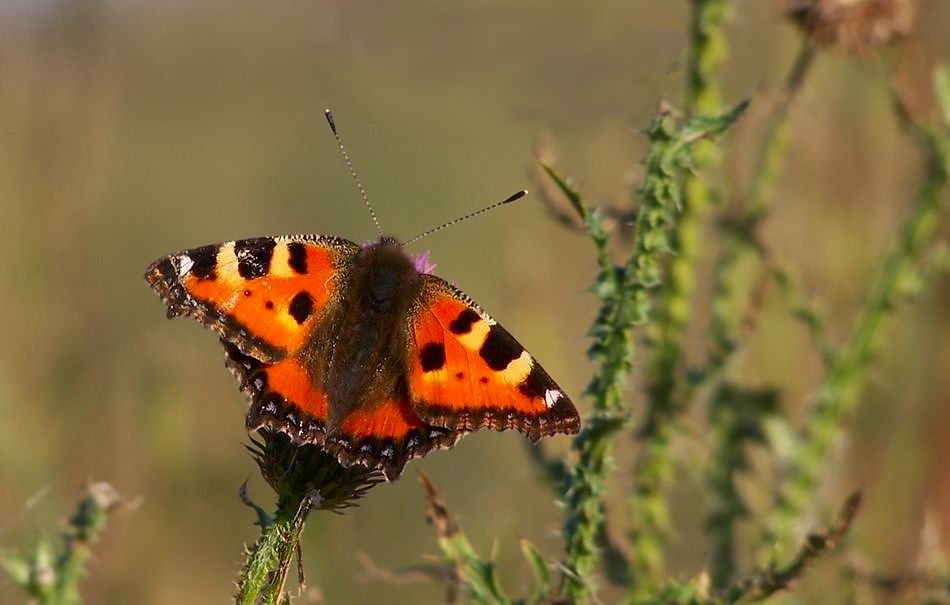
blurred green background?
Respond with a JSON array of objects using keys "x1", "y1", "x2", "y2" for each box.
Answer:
[{"x1": 1, "y1": 1, "x2": 949, "y2": 603}]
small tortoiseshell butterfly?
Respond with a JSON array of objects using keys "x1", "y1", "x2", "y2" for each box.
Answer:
[{"x1": 144, "y1": 112, "x2": 580, "y2": 480}]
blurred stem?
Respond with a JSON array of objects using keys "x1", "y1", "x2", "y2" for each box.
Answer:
[
  {"x1": 0, "y1": 482, "x2": 121, "y2": 605},
  {"x1": 760, "y1": 117, "x2": 950, "y2": 562},
  {"x1": 705, "y1": 385, "x2": 778, "y2": 589},
  {"x1": 705, "y1": 38, "x2": 816, "y2": 379},
  {"x1": 628, "y1": 0, "x2": 729, "y2": 595},
  {"x1": 236, "y1": 492, "x2": 312, "y2": 605},
  {"x1": 418, "y1": 472, "x2": 511, "y2": 605},
  {"x1": 747, "y1": 40, "x2": 815, "y2": 219},
  {"x1": 726, "y1": 491, "x2": 862, "y2": 604},
  {"x1": 694, "y1": 39, "x2": 816, "y2": 586},
  {"x1": 627, "y1": 491, "x2": 861, "y2": 605}
]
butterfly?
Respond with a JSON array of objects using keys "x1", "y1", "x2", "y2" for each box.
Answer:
[{"x1": 144, "y1": 115, "x2": 580, "y2": 481}]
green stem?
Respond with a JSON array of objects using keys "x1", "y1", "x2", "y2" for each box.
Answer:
[
  {"x1": 760, "y1": 125, "x2": 949, "y2": 562},
  {"x1": 726, "y1": 491, "x2": 862, "y2": 604},
  {"x1": 747, "y1": 41, "x2": 815, "y2": 219},
  {"x1": 627, "y1": 0, "x2": 729, "y2": 595},
  {"x1": 693, "y1": 39, "x2": 817, "y2": 587},
  {"x1": 557, "y1": 101, "x2": 748, "y2": 604},
  {"x1": 237, "y1": 492, "x2": 312, "y2": 605},
  {"x1": 705, "y1": 385, "x2": 778, "y2": 589},
  {"x1": 418, "y1": 472, "x2": 510, "y2": 605},
  {"x1": 706, "y1": 38, "x2": 816, "y2": 376}
]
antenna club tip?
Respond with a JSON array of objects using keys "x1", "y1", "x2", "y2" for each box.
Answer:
[{"x1": 503, "y1": 189, "x2": 528, "y2": 204}]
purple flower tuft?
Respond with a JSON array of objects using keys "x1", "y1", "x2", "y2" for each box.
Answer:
[{"x1": 411, "y1": 250, "x2": 437, "y2": 274}]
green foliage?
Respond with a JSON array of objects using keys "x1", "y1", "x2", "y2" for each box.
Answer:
[
  {"x1": 1, "y1": 483, "x2": 121, "y2": 605},
  {"x1": 557, "y1": 99, "x2": 748, "y2": 605},
  {"x1": 760, "y1": 68, "x2": 950, "y2": 562}
]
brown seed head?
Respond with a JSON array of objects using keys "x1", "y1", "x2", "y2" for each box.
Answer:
[{"x1": 787, "y1": 0, "x2": 917, "y2": 54}]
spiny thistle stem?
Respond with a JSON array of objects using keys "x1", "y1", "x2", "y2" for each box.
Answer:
[
  {"x1": 235, "y1": 431, "x2": 383, "y2": 604},
  {"x1": 760, "y1": 87, "x2": 950, "y2": 562},
  {"x1": 554, "y1": 100, "x2": 748, "y2": 604},
  {"x1": 630, "y1": 2, "x2": 729, "y2": 592},
  {"x1": 237, "y1": 492, "x2": 312, "y2": 605}
]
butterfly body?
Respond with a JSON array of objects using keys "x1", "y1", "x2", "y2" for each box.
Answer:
[{"x1": 146, "y1": 234, "x2": 580, "y2": 479}]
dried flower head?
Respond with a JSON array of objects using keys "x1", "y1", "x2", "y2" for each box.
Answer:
[
  {"x1": 247, "y1": 429, "x2": 383, "y2": 512},
  {"x1": 787, "y1": 0, "x2": 917, "y2": 54}
]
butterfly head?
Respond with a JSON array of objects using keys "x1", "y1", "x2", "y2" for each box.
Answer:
[
  {"x1": 357, "y1": 237, "x2": 427, "y2": 309},
  {"x1": 361, "y1": 237, "x2": 436, "y2": 275}
]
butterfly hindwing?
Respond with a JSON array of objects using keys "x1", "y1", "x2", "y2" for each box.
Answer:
[
  {"x1": 145, "y1": 235, "x2": 358, "y2": 362},
  {"x1": 407, "y1": 276, "x2": 580, "y2": 440},
  {"x1": 328, "y1": 398, "x2": 461, "y2": 480}
]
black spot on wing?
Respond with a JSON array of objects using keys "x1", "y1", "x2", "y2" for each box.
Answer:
[
  {"x1": 518, "y1": 362, "x2": 552, "y2": 399},
  {"x1": 420, "y1": 342, "x2": 446, "y2": 372},
  {"x1": 289, "y1": 291, "x2": 314, "y2": 324},
  {"x1": 287, "y1": 242, "x2": 308, "y2": 274},
  {"x1": 479, "y1": 324, "x2": 522, "y2": 371},
  {"x1": 448, "y1": 309, "x2": 481, "y2": 335},
  {"x1": 189, "y1": 245, "x2": 218, "y2": 280},
  {"x1": 235, "y1": 238, "x2": 276, "y2": 279}
]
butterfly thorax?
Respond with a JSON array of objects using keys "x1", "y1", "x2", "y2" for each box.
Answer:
[{"x1": 303, "y1": 237, "x2": 422, "y2": 430}]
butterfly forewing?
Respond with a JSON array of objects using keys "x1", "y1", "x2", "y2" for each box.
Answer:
[
  {"x1": 145, "y1": 235, "x2": 357, "y2": 362},
  {"x1": 407, "y1": 276, "x2": 580, "y2": 440}
]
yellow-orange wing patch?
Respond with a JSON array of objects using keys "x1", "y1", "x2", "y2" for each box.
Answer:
[
  {"x1": 407, "y1": 276, "x2": 580, "y2": 441},
  {"x1": 145, "y1": 235, "x2": 357, "y2": 362}
]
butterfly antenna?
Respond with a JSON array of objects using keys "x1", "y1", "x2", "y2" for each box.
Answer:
[
  {"x1": 325, "y1": 109, "x2": 383, "y2": 237},
  {"x1": 402, "y1": 189, "x2": 527, "y2": 246}
]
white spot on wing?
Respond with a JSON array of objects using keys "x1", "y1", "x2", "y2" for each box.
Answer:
[
  {"x1": 544, "y1": 389, "x2": 562, "y2": 409},
  {"x1": 177, "y1": 255, "x2": 194, "y2": 277}
]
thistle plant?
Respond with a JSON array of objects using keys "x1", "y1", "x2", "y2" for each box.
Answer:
[{"x1": 235, "y1": 430, "x2": 383, "y2": 604}]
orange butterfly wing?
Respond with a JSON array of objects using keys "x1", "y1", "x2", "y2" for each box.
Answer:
[
  {"x1": 225, "y1": 340, "x2": 459, "y2": 480},
  {"x1": 407, "y1": 276, "x2": 580, "y2": 441},
  {"x1": 145, "y1": 235, "x2": 357, "y2": 362}
]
